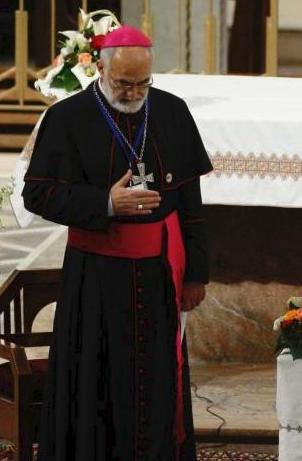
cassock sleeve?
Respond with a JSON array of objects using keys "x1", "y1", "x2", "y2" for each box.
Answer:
[
  {"x1": 176, "y1": 98, "x2": 213, "y2": 182},
  {"x1": 174, "y1": 97, "x2": 211, "y2": 284},
  {"x1": 22, "y1": 105, "x2": 110, "y2": 231},
  {"x1": 178, "y1": 177, "x2": 209, "y2": 284}
]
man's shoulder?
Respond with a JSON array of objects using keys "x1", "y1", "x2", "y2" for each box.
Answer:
[
  {"x1": 47, "y1": 84, "x2": 93, "y2": 118},
  {"x1": 150, "y1": 86, "x2": 186, "y2": 108}
]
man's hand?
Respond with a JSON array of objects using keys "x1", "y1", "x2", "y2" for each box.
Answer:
[
  {"x1": 111, "y1": 169, "x2": 161, "y2": 216},
  {"x1": 182, "y1": 282, "x2": 206, "y2": 311}
]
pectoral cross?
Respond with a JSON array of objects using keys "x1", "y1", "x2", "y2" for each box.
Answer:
[{"x1": 132, "y1": 162, "x2": 154, "y2": 190}]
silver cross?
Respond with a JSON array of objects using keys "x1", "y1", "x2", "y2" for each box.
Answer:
[{"x1": 132, "y1": 162, "x2": 154, "y2": 190}]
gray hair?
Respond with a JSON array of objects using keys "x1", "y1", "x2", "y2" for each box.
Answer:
[
  {"x1": 99, "y1": 47, "x2": 154, "y2": 69},
  {"x1": 99, "y1": 48, "x2": 116, "y2": 68}
]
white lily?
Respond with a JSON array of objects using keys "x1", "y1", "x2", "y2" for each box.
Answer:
[
  {"x1": 93, "y1": 16, "x2": 113, "y2": 36},
  {"x1": 79, "y1": 8, "x2": 93, "y2": 30},
  {"x1": 59, "y1": 30, "x2": 79, "y2": 41},
  {"x1": 60, "y1": 32, "x2": 89, "y2": 56},
  {"x1": 71, "y1": 63, "x2": 98, "y2": 90},
  {"x1": 61, "y1": 43, "x2": 74, "y2": 57},
  {"x1": 76, "y1": 33, "x2": 89, "y2": 51},
  {"x1": 273, "y1": 316, "x2": 283, "y2": 331},
  {"x1": 60, "y1": 32, "x2": 78, "y2": 57}
]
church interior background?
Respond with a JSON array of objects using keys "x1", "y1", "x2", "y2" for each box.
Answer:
[{"x1": 1, "y1": 1, "x2": 302, "y2": 460}]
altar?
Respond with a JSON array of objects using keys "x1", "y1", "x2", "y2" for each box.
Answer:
[{"x1": 152, "y1": 74, "x2": 302, "y2": 364}]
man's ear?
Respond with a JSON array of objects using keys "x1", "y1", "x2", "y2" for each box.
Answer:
[{"x1": 97, "y1": 59, "x2": 104, "y2": 75}]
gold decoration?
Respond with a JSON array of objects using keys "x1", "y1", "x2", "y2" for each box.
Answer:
[
  {"x1": 0, "y1": 2, "x2": 51, "y2": 110},
  {"x1": 141, "y1": 0, "x2": 153, "y2": 38},
  {"x1": 50, "y1": 0, "x2": 56, "y2": 63},
  {"x1": 204, "y1": 0, "x2": 217, "y2": 74},
  {"x1": 265, "y1": 0, "x2": 278, "y2": 76}
]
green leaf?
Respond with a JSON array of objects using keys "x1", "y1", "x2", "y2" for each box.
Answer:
[
  {"x1": 50, "y1": 63, "x2": 81, "y2": 91},
  {"x1": 64, "y1": 71, "x2": 81, "y2": 92},
  {"x1": 291, "y1": 346, "x2": 302, "y2": 361}
]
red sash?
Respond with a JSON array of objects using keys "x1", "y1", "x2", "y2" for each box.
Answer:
[{"x1": 68, "y1": 211, "x2": 186, "y2": 446}]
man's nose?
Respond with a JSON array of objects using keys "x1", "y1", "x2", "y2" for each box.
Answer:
[{"x1": 126, "y1": 86, "x2": 143, "y2": 99}]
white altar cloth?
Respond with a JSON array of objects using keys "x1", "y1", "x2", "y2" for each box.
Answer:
[{"x1": 153, "y1": 74, "x2": 302, "y2": 209}]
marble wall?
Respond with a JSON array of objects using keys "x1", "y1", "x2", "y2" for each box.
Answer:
[{"x1": 186, "y1": 205, "x2": 302, "y2": 363}]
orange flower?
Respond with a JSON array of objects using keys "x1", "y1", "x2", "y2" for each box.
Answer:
[
  {"x1": 78, "y1": 53, "x2": 92, "y2": 67},
  {"x1": 283, "y1": 309, "x2": 299, "y2": 321},
  {"x1": 295, "y1": 308, "x2": 302, "y2": 320}
]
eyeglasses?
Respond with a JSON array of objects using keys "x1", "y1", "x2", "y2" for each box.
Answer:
[{"x1": 109, "y1": 75, "x2": 153, "y2": 91}]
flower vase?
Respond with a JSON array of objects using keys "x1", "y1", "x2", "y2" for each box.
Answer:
[{"x1": 277, "y1": 348, "x2": 302, "y2": 461}]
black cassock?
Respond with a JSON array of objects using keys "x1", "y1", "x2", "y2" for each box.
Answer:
[{"x1": 22, "y1": 82, "x2": 213, "y2": 461}]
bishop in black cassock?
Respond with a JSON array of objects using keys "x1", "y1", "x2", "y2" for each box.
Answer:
[{"x1": 22, "y1": 24, "x2": 213, "y2": 461}]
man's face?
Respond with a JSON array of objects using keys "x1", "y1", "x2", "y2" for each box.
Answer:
[{"x1": 98, "y1": 47, "x2": 153, "y2": 113}]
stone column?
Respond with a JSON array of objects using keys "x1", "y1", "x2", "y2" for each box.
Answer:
[
  {"x1": 148, "y1": 0, "x2": 183, "y2": 72},
  {"x1": 121, "y1": 0, "x2": 143, "y2": 28}
]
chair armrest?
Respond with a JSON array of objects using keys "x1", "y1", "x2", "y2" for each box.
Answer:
[
  {"x1": 0, "y1": 339, "x2": 31, "y2": 376},
  {"x1": 0, "y1": 332, "x2": 53, "y2": 347}
]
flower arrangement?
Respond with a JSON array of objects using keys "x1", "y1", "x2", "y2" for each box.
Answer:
[
  {"x1": 274, "y1": 296, "x2": 302, "y2": 359},
  {"x1": 35, "y1": 9, "x2": 120, "y2": 98}
]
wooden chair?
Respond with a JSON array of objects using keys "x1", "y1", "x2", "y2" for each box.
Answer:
[{"x1": 0, "y1": 269, "x2": 61, "y2": 461}]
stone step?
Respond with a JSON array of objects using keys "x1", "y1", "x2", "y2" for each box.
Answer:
[
  {"x1": 191, "y1": 362, "x2": 278, "y2": 442},
  {"x1": 0, "y1": 111, "x2": 40, "y2": 125},
  {"x1": 0, "y1": 133, "x2": 29, "y2": 150},
  {"x1": 0, "y1": 108, "x2": 42, "y2": 152}
]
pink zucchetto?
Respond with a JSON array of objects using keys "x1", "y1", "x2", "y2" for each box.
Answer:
[{"x1": 91, "y1": 25, "x2": 152, "y2": 50}]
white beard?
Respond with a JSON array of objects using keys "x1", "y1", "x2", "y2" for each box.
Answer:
[{"x1": 99, "y1": 78, "x2": 148, "y2": 114}]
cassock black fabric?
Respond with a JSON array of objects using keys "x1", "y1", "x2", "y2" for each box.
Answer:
[{"x1": 22, "y1": 82, "x2": 213, "y2": 461}]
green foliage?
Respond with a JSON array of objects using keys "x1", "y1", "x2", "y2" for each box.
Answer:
[
  {"x1": 276, "y1": 320, "x2": 302, "y2": 360},
  {"x1": 50, "y1": 63, "x2": 81, "y2": 92}
]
